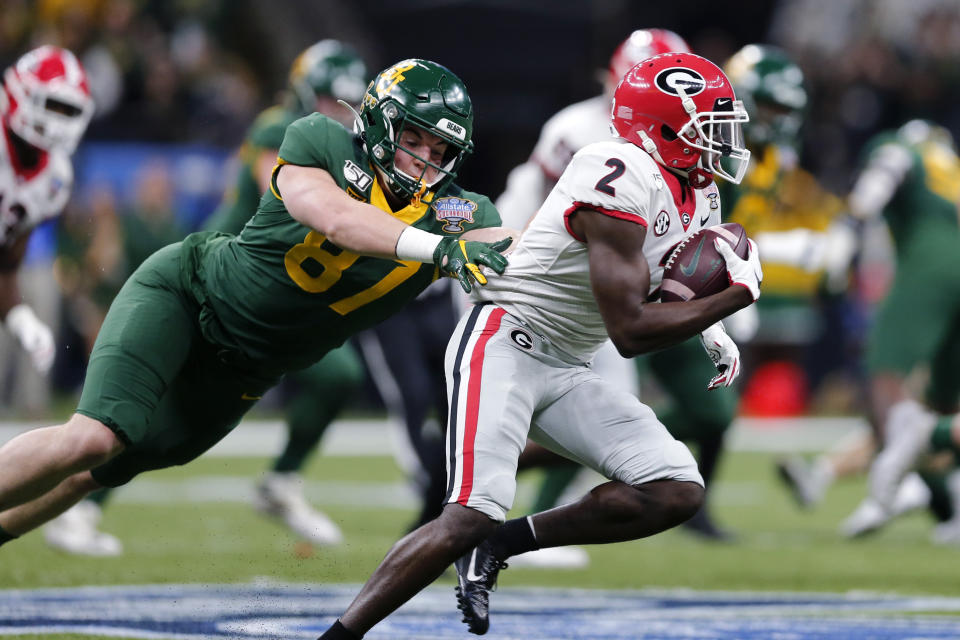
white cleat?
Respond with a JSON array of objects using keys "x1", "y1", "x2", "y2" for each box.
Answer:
[
  {"x1": 931, "y1": 519, "x2": 960, "y2": 545},
  {"x1": 839, "y1": 497, "x2": 890, "y2": 539},
  {"x1": 869, "y1": 400, "x2": 936, "y2": 512},
  {"x1": 253, "y1": 472, "x2": 343, "y2": 545},
  {"x1": 840, "y1": 472, "x2": 931, "y2": 539},
  {"x1": 776, "y1": 456, "x2": 831, "y2": 508},
  {"x1": 931, "y1": 470, "x2": 960, "y2": 546},
  {"x1": 506, "y1": 546, "x2": 590, "y2": 569},
  {"x1": 44, "y1": 501, "x2": 123, "y2": 556}
]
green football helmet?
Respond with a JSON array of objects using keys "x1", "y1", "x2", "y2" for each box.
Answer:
[
  {"x1": 724, "y1": 44, "x2": 807, "y2": 149},
  {"x1": 356, "y1": 59, "x2": 474, "y2": 202},
  {"x1": 896, "y1": 119, "x2": 955, "y2": 151},
  {"x1": 288, "y1": 39, "x2": 368, "y2": 115}
]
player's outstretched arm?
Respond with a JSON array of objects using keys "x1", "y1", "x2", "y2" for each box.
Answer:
[
  {"x1": 278, "y1": 163, "x2": 414, "y2": 258},
  {"x1": 573, "y1": 209, "x2": 753, "y2": 358},
  {"x1": 0, "y1": 234, "x2": 55, "y2": 373},
  {"x1": 276, "y1": 164, "x2": 510, "y2": 290}
]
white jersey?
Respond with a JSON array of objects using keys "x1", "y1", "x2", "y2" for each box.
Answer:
[
  {"x1": 0, "y1": 126, "x2": 73, "y2": 248},
  {"x1": 496, "y1": 95, "x2": 612, "y2": 229},
  {"x1": 474, "y1": 138, "x2": 722, "y2": 361}
]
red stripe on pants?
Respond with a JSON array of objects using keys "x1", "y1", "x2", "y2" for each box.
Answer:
[{"x1": 457, "y1": 307, "x2": 507, "y2": 505}]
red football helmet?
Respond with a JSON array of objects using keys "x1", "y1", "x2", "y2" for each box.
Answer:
[
  {"x1": 607, "y1": 29, "x2": 691, "y2": 89},
  {"x1": 611, "y1": 52, "x2": 750, "y2": 187},
  {"x1": 2, "y1": 45, "x2": 94, "y2": 153}
]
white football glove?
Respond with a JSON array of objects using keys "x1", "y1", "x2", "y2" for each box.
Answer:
[
  {"x1": 715, "y1": 238, "x2": 763, "y2": 302},
  {"x1": 700, "y1": 322, "x2": 741, "y2": 389},
  {"x1": 820, "y1": 220, "x2": 859, "y2": 293},
  {"x1": 5, "y1": 303, "x2": 55, "y2": 374}
]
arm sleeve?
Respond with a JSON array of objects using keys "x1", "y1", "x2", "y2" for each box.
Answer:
[{"x1": 848, "y1": 143, "x2": 913, "y2": 220}]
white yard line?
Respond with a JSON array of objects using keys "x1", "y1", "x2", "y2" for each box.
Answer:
[{"x1": 0, "y1": 415, "x2": 868, "y2": 457}]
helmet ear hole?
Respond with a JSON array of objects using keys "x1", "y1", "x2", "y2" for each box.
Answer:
[{"x1": 661, "y1": 125, "x2": 678, "y2": 142}]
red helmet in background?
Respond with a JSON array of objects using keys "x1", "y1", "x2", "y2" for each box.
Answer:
[
  {"x1": 2, "y1": 45, "x2": 94, "y2": 153},
  {"x1": 611, "y1": 52, "x2": 750, "y2": 187},
  {"x1": 607, "y1": 29, "x2": 691, "y2": 89}
]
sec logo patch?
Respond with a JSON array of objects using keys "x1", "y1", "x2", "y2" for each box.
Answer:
[{"x1": 654, "y1": 210, "x2": 670, "y2": 236}]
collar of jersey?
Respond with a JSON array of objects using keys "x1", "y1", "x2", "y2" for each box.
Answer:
[{"x1": 369, "y1": 176, "x2": 433, "y2": 225}]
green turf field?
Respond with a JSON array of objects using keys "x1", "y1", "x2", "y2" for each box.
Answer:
[{"x1": 2, "y1": 448, "x2": 955, "y2": 598}]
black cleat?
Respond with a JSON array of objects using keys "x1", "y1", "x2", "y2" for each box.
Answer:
[
  {"x1": 682, "y1": 507, "x2": 736, "y2": 543},
  {"x1": 454, "y1": 540, "x2": 508, "y2": 635}
]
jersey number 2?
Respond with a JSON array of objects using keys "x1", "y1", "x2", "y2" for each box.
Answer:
[
  {"x1": 285, "y1": 231, "x2": 421, "y2": 315},
  {"x1": 594, "y1": 158, "x2": 626, "y2": 196}
]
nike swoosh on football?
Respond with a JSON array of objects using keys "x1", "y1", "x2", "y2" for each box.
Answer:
[
  {"x1": 679, "y1": 237, "x2": 706, "y2": 277},
  {"x1": 466, "y1": 548, "x2": 484, "y2": 582}
]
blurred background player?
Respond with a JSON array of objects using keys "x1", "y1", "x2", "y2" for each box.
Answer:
[
  {"x1": 356, "y1": 276, "x2": 458, "y2": 534},
  {"x1": 496, "y1": 28, "x2": 739, "y2": 546},
  {"x1": 720, "y1": 45, "x2": 868, "y2": 510},
  {"x1": 722, "y1": 45, "x2": 934, "y2": 535},
  {"x1": 43, "y1": 40, "x2": 369, "y2": 556},
  {"x1": 823, "y1": 120, "x2": 960, "y2": 541},
  {"x1": 1, "y1": 45, "x2": 93, "y2": 384}
]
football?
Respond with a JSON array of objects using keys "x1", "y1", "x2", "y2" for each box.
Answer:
[{"x1": 660, "y1": 222, "x2": 749, "y2": 302}]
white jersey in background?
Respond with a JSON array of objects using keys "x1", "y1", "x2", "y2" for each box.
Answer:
[
  {"x1": 474, "y1": 138, "x2": 721, "y2": 362},
  {"x1": 496, "y1": 95, "x2": 612, "y2": 229},
  {"x1": 0, "y1": 128, "x2": 73, "y2": 247}
]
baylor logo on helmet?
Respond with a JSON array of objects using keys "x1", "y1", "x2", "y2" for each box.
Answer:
[{"x1": 654, "y1": 68, "x2": 706, "y2": 97}]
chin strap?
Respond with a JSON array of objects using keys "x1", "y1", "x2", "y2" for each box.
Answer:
[
  {"x1": 410, "y1": 181, "x2": 427, "y2": 206},
  {"x1": 637, "y1": 129, "x2": 665, "y2": 163}
]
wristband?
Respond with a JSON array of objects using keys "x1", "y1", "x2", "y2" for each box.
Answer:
[{"x1": 395, "y1": 226, "x2": 444, "y2": 263}]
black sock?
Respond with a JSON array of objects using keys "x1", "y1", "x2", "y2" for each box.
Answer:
[
  {"x1": 488, "y1": 516, "x2": 539, "y2": 559},
  {"x1": 318, "y1": 619, "x2": 362, "y2": 640},
  {"x1": 0, "y1": 523, "x2": 18, "y2": 547}
]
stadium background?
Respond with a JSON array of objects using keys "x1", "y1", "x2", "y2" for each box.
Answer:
[{"x1": 3, "y1": 1, "x2": 960, "y2": 639}]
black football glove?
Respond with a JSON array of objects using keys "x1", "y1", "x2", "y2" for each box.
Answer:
[{"x1": 433, "y1": 237, "x2": 512, "y2": 293}]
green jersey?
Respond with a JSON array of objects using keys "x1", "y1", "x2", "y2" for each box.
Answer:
[
  {"x1": 181, "y1": 113, "x2": 501, "y2": 375},
  {"x1": 858, "y1": 131, "x2": 960, "y2": 256},
  {"x1": 204, "y1": 105, "x2": 297, "y2": 235}
]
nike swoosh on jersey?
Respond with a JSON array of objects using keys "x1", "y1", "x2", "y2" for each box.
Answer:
[
  {"x1": 679, "y1": 237, "x2": 707, "y2": 277},
  {"x1": 241, "y1": 392, "x2": 262, "y2": 401},
  {"x1": 700, "y1": 215, "x2": 710, "y2": 226},
  {"x1": 466, "y1": 547, "x2": 484, "y2": 582}
]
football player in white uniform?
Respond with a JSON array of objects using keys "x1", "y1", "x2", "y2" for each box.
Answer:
[
  {"x1": 317, "y1": 53, "x2": 761, "y2": 640},
  {"x1": 498, "y1": 28, "x2": 740, "y2": 544},
  {"x1": 1, "y1": 46, "x2": 93, "y2": 375}
]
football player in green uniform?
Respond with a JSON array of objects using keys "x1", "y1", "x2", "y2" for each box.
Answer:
[
  {"x1": 43, "y1": 40, "x2": 372, "y2": 554},
  {"x1": 718, "y1": 45, "x2": 885, "y2": 511},
  {"x1": 836, "y1": 120, "x2": 960, "y2": 542},
  {"x1": 209, "y1": 40, "x2": 367, "y2": 546},
  {"x1": 0, "y1": 58, "x2": 512, "y2": 548}
]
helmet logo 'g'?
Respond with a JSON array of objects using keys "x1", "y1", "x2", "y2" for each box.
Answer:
[{"x1": 654, "y1": 68, "x2": 706, "y2": 97}]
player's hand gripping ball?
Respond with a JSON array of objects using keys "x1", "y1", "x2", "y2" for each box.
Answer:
[{"x1": 660, "y1": 223, "x2": 749, "y2": 302}]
